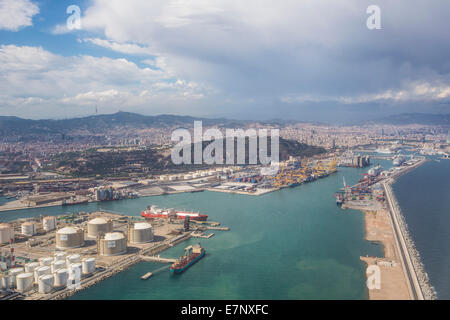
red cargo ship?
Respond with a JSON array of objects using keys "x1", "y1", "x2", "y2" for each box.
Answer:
[{"x1": 141, "y1": 205, "x2": 208, "y2": 221}]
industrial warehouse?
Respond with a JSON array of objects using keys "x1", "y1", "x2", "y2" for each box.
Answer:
[{"x1": 0, "y1": 209, "x2": 226, "y2": 300}]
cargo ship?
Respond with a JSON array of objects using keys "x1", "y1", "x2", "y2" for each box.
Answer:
[
  {"x1": 141, "y1": 205, "x2": 208, "y2": 221},
  {"x1": 170, "y1": 244, "x2": 205, "y2": 274}
]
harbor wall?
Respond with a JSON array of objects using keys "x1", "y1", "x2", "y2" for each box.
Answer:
[{"x1": 383, "y1": 161, "x2": 437, "y2": 300}]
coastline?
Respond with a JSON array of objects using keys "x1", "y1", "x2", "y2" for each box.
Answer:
[{"x1": 358, "y1": 158, "x2": 436, "y2": 300}]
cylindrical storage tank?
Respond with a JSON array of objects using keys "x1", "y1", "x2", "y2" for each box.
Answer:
[
  {"x1": 55, "y1": 227, "x2": 84, "y2": 249},
  {"x1": 54, "y1": 252, "x2": 66, "y2": 262},
  {"x1": 42, "y1": 216, "x2": 57, "y2": 232},
  {"x1": 68, "y1": 263, "x2": 82, "y2": 282},
  {"x1": 21, "y1": 222, "x2": 35, "y2": 236},
  {"x1": 34, "y1": 266, "x2": 51, "y2": 283},
  {"x1": 51, "y1": 260, "x2": 66, "y2": 273},
  {"x1": 39, "y1": 257, "x2": 53, "y2": 267},
  {"x1": 87, "y1": 217, "x2": 113, "y2": 238},
  {"x1": 54, "y1": 268, "x2": 69, "y2": 288},
  {"x1": 38, "y1": 274, "x2": 54, "y2": 294},
  {"x1": 9, "y1": 267, "x2": 24, "y2": 288},
  {"x1": 0, "y1": 223, "x2": 14, "y2": 244},
  {"x1": 129, "y1": 222, "x2": 153, "y2": 244},
  {"x1": 66, "y1": 254, "x2": 81, "y2": 265},
  {"x1": 25, "y1": 262, "x2": 40, "y2": 273},
  {"x1": 99, "y1": 232, "x2": 127, "y2": 256},
  {"x1": 1, "y1": 275, "x2": 10, "y2": 290},
  {"x1": 16, "y1": 273, "x2": 34, "y2": 293},
  {"x1": 81, "y1": 258, "x2": 96, "y2": 275}
]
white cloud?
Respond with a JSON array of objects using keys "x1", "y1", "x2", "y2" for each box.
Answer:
[
  {"x1": 282, "y1": 81, "x2": 450, "y2": 105},
  {"x1": 77, "y1": 0, "x2": 450, "y2": 112},
  {"x1": 0, "y1": 0, "x2": 39, "y2": 31},
  {"x1": 0, "y1": 45, "x2": 210, "y2": 115},
  {"x1": 81, "y1": 38, "x2": 154, "y2": 56}
]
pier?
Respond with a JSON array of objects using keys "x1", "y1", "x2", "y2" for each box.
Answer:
[
  {"x1": 141, "y1": 272, "x2": 153, "y2": 280},
  {"x1": 139, "y1": 256, "x2": 177, "y2": 263}
]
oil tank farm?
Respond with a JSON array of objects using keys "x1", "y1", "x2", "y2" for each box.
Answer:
[
  {"x1": 0, "y1": 223, "x2": 13, "y2": 244},
  {"x1": 55, "y1": 227, "x2": 84, "y2": 250},
  {"x1": 87, "y1": 217, "x2": 113, "y2": 238},
  {"x1": 21, "y1": 222, "x2": 35, "y2": 236},
  {"x1": 128, "y1": 222, "x2": 154, "y2": 244},
  {"x1": 98, "y1": 232, "x2": 127, "y2": 256},
  {"x1": 42, "y1": 216, "x2": 57, "y2": 232}
]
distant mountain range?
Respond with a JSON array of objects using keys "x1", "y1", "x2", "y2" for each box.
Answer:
[
  {"x1": 368, "y1": 113, "x2": 450, "y2": 126},
  {"x1": 0, "y1": 112, "x2": 448, "y2": 139},
  {"x1": 0, "y1": 112, "x2": 300, "y2": 139}
]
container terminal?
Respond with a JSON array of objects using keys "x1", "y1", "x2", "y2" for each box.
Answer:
[{"x1": 0, "y1": 208, "x2": 227, "y2": 300}]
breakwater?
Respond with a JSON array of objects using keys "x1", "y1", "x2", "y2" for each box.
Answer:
[{"x1": 383, "y1": 179, "x2": 436, "y2": 300}]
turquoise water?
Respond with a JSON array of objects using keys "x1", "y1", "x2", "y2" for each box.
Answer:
[
  {"x1": 393, "y1": 157, "x2": 450, "y2": 299},
  {"x1": 1, "y1": 161, "x2": 395, "y2": 300}
]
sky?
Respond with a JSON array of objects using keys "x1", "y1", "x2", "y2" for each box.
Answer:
[{"x1": 0, "y1": 0, "x2": 449, "y2": 123}]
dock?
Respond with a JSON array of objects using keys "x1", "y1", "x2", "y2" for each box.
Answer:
[
  {"x1": 141, "y1": 272, "x2": 153, "y2": 280},
  {"x1": 206, "y1": 226, "x2": 230, "y2": 231},
  {"x1": 192, "y1": 232, "x2": 215, "y2": 239},
  {"x1": 139, "y1": 255, "x2": 177, "y2": 263}
]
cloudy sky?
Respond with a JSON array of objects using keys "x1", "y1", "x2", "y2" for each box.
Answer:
[{"x1": 0, "y1": 0, "x2": 449, "y2": 122}]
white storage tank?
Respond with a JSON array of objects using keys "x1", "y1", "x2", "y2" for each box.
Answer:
[
  {"x1": 21, "y1": 222, "x2": 35, "y2": 236},
  {"x1": 128, "y1": 222, "x2": 153, "y2": 244},
  {"x1": 68, "y1": 263, "x2": 82, "y2": 281},
  {"x1": 16, "y1": 273, "x2": 34, "y2": 293},
  {"x1": 0, "y1": 223, "x2": 14, "y2": 244},
  {"x1": 38, "y1": 274, "x2": 54, "y2": 294},
  {"x1": 54, "y1": 252, "x2": 66, "y2": 262},
  {"x1": 42, "y1": 216, "x2": 57, "y2": 232},
  {"x1": 66, "y1": 254, "x2": 81, "y2": 265},
  {"x1": 9, "y1": 267, "x2": 24, "y2": 288},
  {"x1": 39, "y1": 257, "x2": 54, "y2": 267},
  {"x1": 55, "y1": 227, "x2": 84, "y2": 249},
  {"x1": 51, "y1": 260, "x2": 66, "y2": 273},
  {"x1": 81, "y1": 258, "x2": 96, "y2": 275},
  {"x1": 34, "y1": 266, "x2": 51, "y2": 283},
  {"x1": 54, "y1": 268, "x2": 69, "y2": 288},
  {"x1": 25, "y1": 262, "x2": 40, "y2": 273},
  {"x1": 1, "y1": 274, "x2": 10, "y2": 290},
  {"x1": 87, "y1": 217, "x2": 113, "y2": 238},
  {"x1": 98, "y1": 232, "x2": 127, "y2": 256}
]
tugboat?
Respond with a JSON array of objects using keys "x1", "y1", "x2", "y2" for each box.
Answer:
[
  {"x1": 170, "y1": 244, "x2": 205, "y2": 274},
  {"x1": 335, "y1": 194, "x2": 344, "y2": 206}
]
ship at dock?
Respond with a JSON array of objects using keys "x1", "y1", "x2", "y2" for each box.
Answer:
[
  {"x1": 141, "y1": 205, "x2": 208, "y2": 221},
  {"x1": 170, "y1": 244, "x2": 206, "y2": 274}
]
